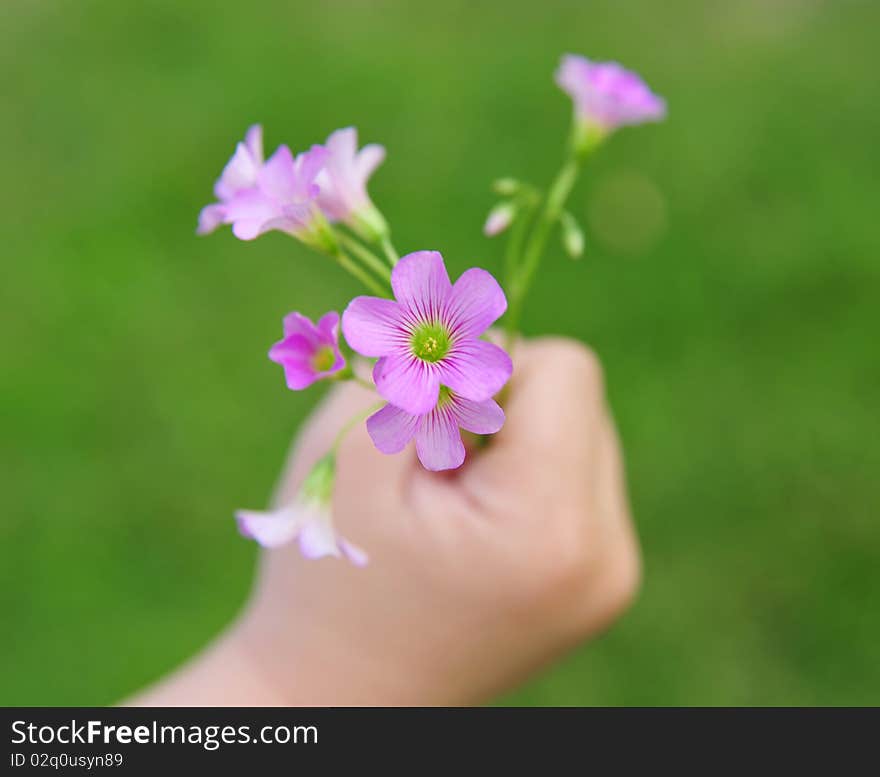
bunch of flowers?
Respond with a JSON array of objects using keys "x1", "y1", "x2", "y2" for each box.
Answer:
[{"x1": 198, "y1": 54, "x2": 665, "y2": 564}]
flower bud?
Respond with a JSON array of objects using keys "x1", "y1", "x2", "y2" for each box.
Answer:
[
  {"x1": 483, "y1": 201, "x2": 517, "y2": 237},
  {"x1": 560, "y1": 211, "x2": 585, "y2": 258},
  {"x1": 492, "y1": 178, "x2": 522, "y2": 196}
]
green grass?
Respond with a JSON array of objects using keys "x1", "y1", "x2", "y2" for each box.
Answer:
[{"x1": 2, "y1": 0, "x2": 878, "y2": 705}]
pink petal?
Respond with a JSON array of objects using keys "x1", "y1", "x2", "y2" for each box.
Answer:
[
  {"x1": 270, "y1": 329, "x2": 318, "y2": 390},
  {"x1": 295, "y1": 144, "x2": 329, "y2": 189},
  {"x1": 452, "y1": 396, "x2": 505, "y2": 435},
  {"x1": 373, "y1": 353, "x2": 440, "y2": 415},
  {"x1": 282, "y1": 312, "x2": 320, "y2": 341},
  {"x1": 244, "y1": 124, "x2": 264, "y2": 164},
  {"x1": 355, "y1": 143, "x2": 386, "y2": 179},
  {"x1": 438, "y1": 340, "x2": 512, "y2": 401},
  {"x1": 197, "y1": 203, "x2": 226, "y2": 235},
  {"x1": 237, "y1": 503, "x2": 365, "y2": 566},
  {"x1": 316, "y1": 128, "x2": 384, "y2": 222},
  {"x1": 224, "y1": 189, "x2": 282, "y2": 240},
  {"x1": 414, "y1": 407, "x2": 466, "y2": 471},
  {"x1": 298, "y1": 512, "x2": 341, "y2": 560},
  {"x1": 269, "y1": 340, "x2": 321, "y2": 390},
  {"x1": 269, "y1": 333, "x2": 315, "y2": 362},
  {"x1": 338, "y1": 538, "x2": 369, "y2": 567},
  {"x1": 327, "y1": 127, "x2": 358, "y2": 160},
  {"x1": 391, "y1": 251, "x2": 452, "y2": 319},
  {"x1": 268, "y1": 202, "x2": 317, "y2": 233},
  {"x1": 445, "y1": 268, "x2": 508, "y2": 338},
  {"x1": 236, "y1": 506, "x2": 302, "y2": 548},
  {"x1": 281, "y1": 363, "x2": 320, "y2": 390},
  {"x1": 315, "y1": 311, "x2": 341, "y2": 342},
  {"x1": 258, "y1": 145, "x2": 298, "y2": 201},
  {"x1": 555, "y1": 54, "x2": 666, "y2": 129},
  {"x1": 366, "y1": 404, "x2": 419, "y2": 454},
  {"x1": 342, "y1": 296, "x2": 405, "y2": 357},
  {"x1": 215, "y1": 141, "x2": 260, "y2": 200}
]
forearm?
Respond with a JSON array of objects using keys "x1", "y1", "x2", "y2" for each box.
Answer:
[{"x1": 125, "y1": 626, "x2": 286, "y2": 707}]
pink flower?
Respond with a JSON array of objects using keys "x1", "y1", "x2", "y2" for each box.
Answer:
[
  {"x1": 198, "y1": 125, "x2": 332, "y2": 246},
  {"x1": 342, "y1": 251, "x2": 512, "y2": 415},
  {"x1": 236, "y1": 502, "x2": 367, "y2": 564},
  {"x1": 556, "y1": 54, "x2": 666, "y2": 133},
  {"x1": 236, "y1": 454, "x2": 367, "y2": 565},
  {"x1": 316, "y1": 127, "x2": 388, "y2": 240},
  {"x1": 268, "y1": 311, "x2": 345, "y2": 390},
  {"x1": 367, "y1": 388, "x2": 504, "y2": 471}
]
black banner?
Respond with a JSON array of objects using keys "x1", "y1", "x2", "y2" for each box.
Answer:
[{"x1": 1, "y1": 707, "x2": 876, "y2": 773}]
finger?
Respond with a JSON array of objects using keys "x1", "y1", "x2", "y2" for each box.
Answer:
[
  {"x1": 577, "y1": 410, "x2": 641, "y2": 628},
  {"x1": 462, "y1": 336, "x2": 607, "y2": 500}
]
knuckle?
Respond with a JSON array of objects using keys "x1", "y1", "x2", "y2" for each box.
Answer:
[
  {"x1": 521, "y1": 510, "x2": 592, "y2": 600},
  {"x1": 567, "y1": 343, "x2": 605, "y2": 395},
  {"x1": 598, "y1": 538, "x2": 642, "y2": 620},
  {"x1": 537, "y1": 337, "x2": 605, "y2": 396},
  {"x1": 515, "y1": 510, "x2": 642, "y2": 627}
]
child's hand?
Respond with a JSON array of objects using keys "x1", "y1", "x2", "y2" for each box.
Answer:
[{"x1": 235, "y1": 337, "x2": 640, "y2": 705}]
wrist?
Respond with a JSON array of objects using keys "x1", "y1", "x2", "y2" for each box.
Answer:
[{"x1": 127, "y1": 622, "x2": 289, "y2": 707}]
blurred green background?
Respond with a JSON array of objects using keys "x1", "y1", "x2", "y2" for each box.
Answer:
[{"x1": 2, "y1": 0, "x2": 878, "y2": 706}]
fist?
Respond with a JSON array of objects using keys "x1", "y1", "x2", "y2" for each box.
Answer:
[{"x1": 240, "y1": 337, "x2": 641, "y2": 705}]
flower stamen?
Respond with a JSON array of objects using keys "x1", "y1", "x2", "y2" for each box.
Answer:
[
  {"x1": 311, "y1": 345, "x2": 337, "y2": 373},
  {"x1": 410, "y1": 323, "x2": 451, "y2": 363}
]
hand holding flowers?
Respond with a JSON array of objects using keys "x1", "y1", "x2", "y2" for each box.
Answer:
[{"x1": 198, "y1": 54, "x2": 665, "y2": 565}]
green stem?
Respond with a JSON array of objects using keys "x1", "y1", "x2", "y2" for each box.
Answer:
[
  {"x1": 338, "y1": 233, "x2": 392, "y2": 283},
  {"x1": 504, "y1": 153, "x2": 584, "y2": 350},
  {"x1": 380, "y1": 235, "x2": 400, "y2": 267},
  {"x1": 333, "y1": 365, "x2": 373, "y2": 390},
  {"x1": 503, "y1": 194, "x2": 539, "y2": 293},
  {"x1": 352, "y1": 374, "x2": 375, "y2": 391},
  {"x1": 332, "y1": 400, "x2": 384, "y2": 454},
  {"x1": 334, "y1": 249, "x2": 389, "y2": 296}
]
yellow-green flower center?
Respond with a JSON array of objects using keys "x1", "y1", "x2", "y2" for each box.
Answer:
[
  {"x1": 311, "y1": 345, "x2": 336, "y2": 373},
  {"x1": 411, "y1": 323, "x2": 451, "y2": 363},
  {"x1": 437, "y1": 385, "x2": 454, "y2": 408}
]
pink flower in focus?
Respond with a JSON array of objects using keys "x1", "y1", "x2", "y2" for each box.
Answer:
[
  {"x1": 236, "y1": 454, "x2": 367, "y2": 565},
  {"x1": 367, "y1": 388, "x2": 504, "y2": 471},
  {"x1": 556, "y1": 55, "x2": 666, "y2": 133},
  {"x1": 268, "y1": 311, "x2": 345, "y2": 390},
  {"x1": 316, "y1": 127, "x2": 388, "y2": 240},
  {"x1": 342, "y1": 251, "x2": 512, "y2": 415},
  {"x1": 197, "y1": 125, "x2": 330, "y2": 244}
]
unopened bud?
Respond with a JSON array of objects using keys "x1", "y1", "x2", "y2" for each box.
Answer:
[
  {"x1": 492, "y1": 178, "x2": 522, "y2": 196},
  {"x1": 483, "y1": 201, "x2": 516, "y2": 237},
  {"x1": 560, "y1": 211, "x2": 585, "y2": 258}
]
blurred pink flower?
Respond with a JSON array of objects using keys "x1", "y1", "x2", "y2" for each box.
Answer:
[
  {"x1": 198, "y1": 125, "x2": 330, "y2": 245},
  {"x1": 269, "y1": 311, "x2": 345, "y2": 390},
  {"x1": 236, "y1": 502, "x2": 366, "y2": 564},
  {"x1": 316, "y1": 127, "x2": 388, "y2": 239},
  {"x1": 236, "y1": 454, "x2": 366, "y2": 565},
  {"x1": 556, "y1": 55, "x2": 666, "y2": 133}
]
